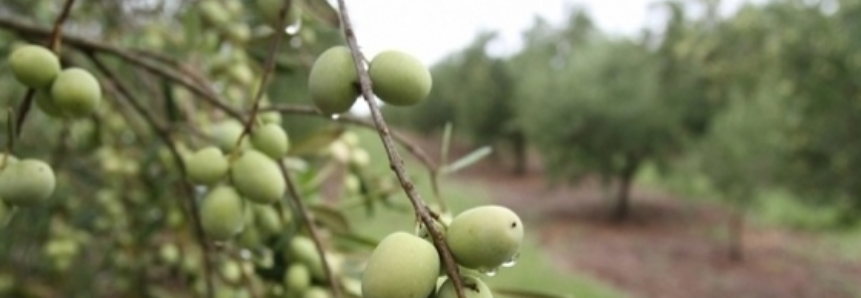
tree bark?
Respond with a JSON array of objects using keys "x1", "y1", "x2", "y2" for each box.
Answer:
[
  {"x1": 612, "y1": 159, "x2": 640, "y2": 222},
  {"x1": 728, "y1": 206, "x2": 745, "y2": 262},
  {"x1": 510, "y1": 131, "x2": 527, "y2": 176}
]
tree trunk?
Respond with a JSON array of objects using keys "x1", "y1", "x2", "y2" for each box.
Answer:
[
  {"x1": 612, "y1": 161, "x2": 639, "y2": 222},
  {"x1": 510, "y1": 132, "x2": 527, "y2": 176},
  {"x1": 728, "y1": 206, "x2": 745, "y2": 262}
]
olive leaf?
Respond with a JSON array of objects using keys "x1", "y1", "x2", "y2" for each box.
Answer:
[
  {"x1": 493, "y1": 288, "x2": 575, "y2": 298},
  {"x1": 440, "y1": 121, "x2": 454, "y2": 165},
  {"x1": 287, "y1": 126, "x2": 345, "y2": 156},
  {"x1": 308, "y1": 203, "x2": 351, "y2": 234},
  {"x1": 440, "y1": 145, "x2": 493, "y2": 175}
]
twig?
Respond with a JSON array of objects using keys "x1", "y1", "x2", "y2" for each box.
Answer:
[
  {"x1": 87, "y1": 53, "x2": 216, "y2": 298},
  {"x1": 278, "y1": 162, "x2": 342, "y2": 298},
  {"x1": 333, "y1": 2, "x2": 466, "y2": 298},
  {"x1": 48, "y1": 0, "x2": 76, "y2": 52},
  {"x1": 235, "y1": 0, "x2": 294, "y2": 153},
  {"x1": 0, "y1": 15, "x2": 246, "y2": 122}
]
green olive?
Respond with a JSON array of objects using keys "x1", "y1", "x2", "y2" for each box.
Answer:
[
  {"x1": 368, "y1": 50, "x2": 432, "y2": 106},
  {"x1": 308, "y1": 46, "x2": 360, "y2": 115},
  {"x1": 0, "y1": 159, "x2": 56, "y2": 206},
  {"x1": 230, "y1": 150, "x2": 285, "y2": 204},
  {"x1": 8, "y1": 45, "x2": 60, "y2": 88},
  {"x1": 199, "y1": 185, "x2": 245, "y2": 241},
  {"x1": 361, "y1": 232, "x2": 439, "y2": 298},
  {"x1": 445, "y1": 205, "x2": 523, "y2": 270}
]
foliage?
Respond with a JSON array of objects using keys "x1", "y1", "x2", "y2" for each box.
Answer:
[{"x1": 0, "y1": 1, "x2": 546, "y2": 298}]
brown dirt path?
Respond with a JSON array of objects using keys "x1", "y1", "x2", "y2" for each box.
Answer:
[{"x1": 401, "y1": 133, "x2": 861, "y2": 298}]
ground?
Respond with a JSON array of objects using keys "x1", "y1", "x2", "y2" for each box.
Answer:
[{"x1": 402, "y1": 133, "x2": 861, "y2": 298}]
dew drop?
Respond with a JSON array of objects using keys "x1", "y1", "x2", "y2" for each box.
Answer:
[
  {"x1": 501, "y1": 257, "x2": 519, "y2": 268},
  {"x1": 482, "y1": 268, "x2": 498, "y2": 277},
  {"x1": 330, "y1": 114, "x2": 341, "y2": 120},
  {"x1": 285, "y1": 20, "x2": 302, "y2": 35}
]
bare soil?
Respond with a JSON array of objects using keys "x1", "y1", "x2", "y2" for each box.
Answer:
[{"x1": 401, "y1": 133, "x2": 861, "y2": 298}]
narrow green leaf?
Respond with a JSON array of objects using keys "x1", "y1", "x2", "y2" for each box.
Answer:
[
  {"x1": 299, "y1": 0, "x2": 341, "y2": 28},
  {"x1": 282, "y1": 157, "x2": 309, "y2": 172},
  {"x1": 332, "y1": 231, "x2": 380, "y2": 249},
  {"x1": 440, "y1": 146, "x2": 492, "y2": 175},
  {"x1": 493, "y1": 288, "x2": 574, "y2": 298},
  {"x1": 308, "y1": 203, "x2": 351, "y2": 234},
  {"x1": 287, "y1": 127, "x2": 345, "y2": 156},
  {"x1": 441, "y1": 122, "x2": 453, "y2": 165}
]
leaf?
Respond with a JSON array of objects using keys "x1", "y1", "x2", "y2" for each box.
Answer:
[
  {"x1": 299, "y1": 0, "x2": 341, "y2": 28},
  {"x1": 332, "y1": 231, "x2": 380, "y2": 249},
  {"x1": 340, "y1": 276, "x2": 363, "y2": 298},
  {"x1": 282, "y1": 157, "x2": 309, "y2": 172},
  {"x1": 493, "y1": 288, "x2": 574, "y2": 298},
  {"x1": 440, "y1": 122, "x2": 454, "y2": 165},
  {"x1": 288, "y1": 126, "x2": 345, "y2": 156},
  {"x1": 308, "y1": 203, "x2": 351, "y2": 234},
  {"x1": 440, "y1": 146, "x2": 493, "y2": 175}
]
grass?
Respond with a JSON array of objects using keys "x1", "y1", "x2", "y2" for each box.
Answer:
[{"x1": 335, "y1": 128, "x2": 628, "y2": 298}]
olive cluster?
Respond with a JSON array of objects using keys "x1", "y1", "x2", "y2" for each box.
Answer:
[
  {"x1": 362, "y1": 206, "x2": 524, "y2": 298},
  {"x1": 0, "y1": 44, "x2": 102, "y2": 212},
  {"x1": 308, "y1": 46, "x2": 433, "y2": 115}
]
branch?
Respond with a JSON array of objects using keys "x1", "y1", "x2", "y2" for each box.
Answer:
[
  {"x1": 333, "y1": 2, "x2": 466, "y2": 298},
  {"x1": 236, "y1": 0, "x2": 294, "y2": 152},
  {"x1": 0, "y1": 15, "x2": 245, "y2": 122},
  {"x1": 86, "y1": 53, "x2": 216, "y2": 298},
  {"x1": 278, "y1": 162, "x2": 343, "y2": 298}
]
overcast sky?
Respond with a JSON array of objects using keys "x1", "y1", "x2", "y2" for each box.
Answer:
[
  {"x1": 336, "y1": 0, "x2": 758, "y2": 113},
  {"x1": 343, "y1": 0, "x2": 759, "y2": 65}
]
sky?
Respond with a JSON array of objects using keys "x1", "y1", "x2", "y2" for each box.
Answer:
[
  {"x1": 342, "y1": 0, "x2": 758, "y2": 65},
  {"x1": 336, "y1": 0, "x2": 758, "y2": 113}
]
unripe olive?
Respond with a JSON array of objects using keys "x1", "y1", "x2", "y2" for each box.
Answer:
[
  {"x1": 254, "y1": 204, "x2": 285, "y2": 236},
  {"x1": 158, "y1": 243, "x2": 181, "y2": 265},
  {"x1": 362, "y1": 232, "x2": 440, "y2": 298},
  {"x1": 308, "y1": 46, "x2": 359, "y2": 115},
  {"x1": 227, "y1": 63, "x2": 255, "y2": 86},
  {"x1": 284, "y1": 263, "x2": 311, "y2": 293},
  {"x1": 34, "y1": 89, "x2": 65, "y2": 118},
  {"x1": 303, "y1": 287, "x2": 330, "y2": 298},
  {"x1": 368, "y1": 50, "x2": 432, "y2": 106},
  {"x1": 8, "y1": 45, "x2": 61, "y2": 88},
  {"x1": 210, "y1": 120, "x2": 248, "y2": 152},
  {"x1": 220, "y1": 260, "x2": 243, "y2": 283},
  {"x1": 200, "y1": 185, "x2": 245, "y2": 241},
  {"x1": 0, "y1": 154, "x2": 18, "y2": 168},
  {"x1": 446, "y1": 205, "x2": 523, "y2": 270},
  {"x1": 51, "y1": 68, "x2": 102, "y2": 118},
  {"x1": 198, "y1": 0, "x2": 230, "y2": 27},
  {"x1": 259, "y1": 108, "x2": 283, "y2": 124},
  {"x1": 237, "y1": 225, "x2": 262, "y2": 248},
  {"x1": 224, "y1": 23, "x2": 251, "y2": 45},
  {"x1": 288, "y1": 236, "x2": 325, "y2": 280},
  {"x1": 0, "y1": 159, "x2": 56, "y2": 206},
  {"x1": 436, "y1": 275, "x2": 493, "y2": 298},
  {"x1": 257, "y1": 0, "x2": 302, "y2": 30},
  {"x1": 230, "y1": 150, "x2": 286, "y2": 204},
  {"x1": 251, "y1": 123, "x2": 290, "y2": 159},
  {"x1": 185, "y1": 146, "x2": 229, "y2": 185}
]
